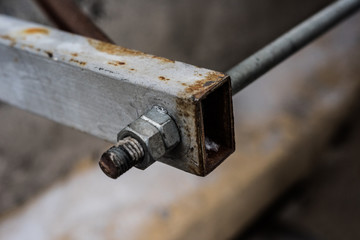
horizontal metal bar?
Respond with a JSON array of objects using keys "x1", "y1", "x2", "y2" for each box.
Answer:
[
  {"x1": 0, "y1": 15, "x2": 234, "y2": 176},
  {"x1": 228, "y1": 0, "x2": 360, "y2": 95}
]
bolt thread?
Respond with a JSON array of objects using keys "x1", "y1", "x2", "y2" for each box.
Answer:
[
  {"x1": 116, "y1": 136, "x2": 144, "y2": 161},
  {"x1": 99, "y1": 137, "x2": 144, "y2": 179}
]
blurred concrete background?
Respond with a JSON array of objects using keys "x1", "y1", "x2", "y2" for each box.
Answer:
[
  {"x1": 238, "y1": 100, "x2": 360, "y2": 240},
  {"x1": 1, "y1": 0, "x2": 360, "y2": 239}
]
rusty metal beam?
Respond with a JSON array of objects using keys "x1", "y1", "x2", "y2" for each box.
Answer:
[
  {"x1": 1, "y1": 0, "x2": 359, "y2": 179},
  {"x1": 35, "y1": 0, "x2": 360, "y2": 97},
  {"x1": 0, "y1": 15, "x2": 234, "y2": 176}
]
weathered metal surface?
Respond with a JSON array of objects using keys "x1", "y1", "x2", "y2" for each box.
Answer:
[
  {"x1": 0, "y1": 8, "x2": 360, "y2": 240},
  {"x1": 0, "y1": 9, "x2": 358, "y2": 240},
  {"x1": 0, "y1": 15, "x2": 234, "y2": 176}
]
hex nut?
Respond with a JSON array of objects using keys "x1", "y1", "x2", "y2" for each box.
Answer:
[
  {"x1": 117, "y1": 106, "x2": 180, "y2": 170},
  {"x1": 142, "y1": 106, "x2": 180, "y2": 149}
]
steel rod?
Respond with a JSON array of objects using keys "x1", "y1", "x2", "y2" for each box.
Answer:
[{"x1": 228, "y1": 0, "x2": 360, "y2": 95}]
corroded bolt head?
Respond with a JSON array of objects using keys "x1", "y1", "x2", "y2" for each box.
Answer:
[
  {"x1": 99, "y1": 145, "x2": 134, "y2": 179},
  {"x1": 99, "y1": 136, "x2": 145, "y2": 179}
]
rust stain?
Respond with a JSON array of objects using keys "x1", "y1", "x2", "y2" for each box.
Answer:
[
  {"x1": 70, "y1": 58, "x2": 87, "y2": 66},
  {"x1": 175, "y1": 98, "x2": 204, "y2": 175},
  {"x1": 88, "y1": 38, "x2": 175, "y2": 63},
  {"x1": 158, "y1": 76, "x2": 170, "y2": 81},
  {"x1": 21, "y1": 44, "x2": 34, "y2": 49},
  {"x1": 88, "y1": 38, "x2": 145, "y2": 56},
  {"x1": 175, "y1": 98, "x2": 200, "y2": 174},
  {"x1": 152, "y1": 55, "x2": 175, "y2": 63},
  {"x1": 22, "y1": 28, "x2": 49, "y2": 35},
  {"x1": 182, "y1": 112, "x2": 190, "y2": 117},
  {"x1": 130, "y1": 68, "x2": 136, "y2": 71},
  {"x1": 0, "y1": 35, "x2": 15, "y2": 41},
  {"x1": 175, "y1": 98, "x2": 193, "y2": 121},
  {"x1": 108, "y1": 60, "x2": 126, "y2": 66},
  {"x1": 194, "y1": 71, "x2": 203, "y2": 77},
  {"x1": 173, "y1": 71, "x2": 229, "y2": 175},
  {"x1": 184, "y1": 71, "x2": 226, "y2": 95},
  {"x1": 71, "y1": 53, "x2": 78, "y2": 57},
  {"x1": 0, "y1": 35, "x2": 16, "y2": 47},
  {"x1": 44, "y1": 51, "x2": 53, "y2": 58}
]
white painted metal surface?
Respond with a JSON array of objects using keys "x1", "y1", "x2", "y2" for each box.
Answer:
[{"x1": 0, "y1": 15, "x2": 234, "y2": 176}]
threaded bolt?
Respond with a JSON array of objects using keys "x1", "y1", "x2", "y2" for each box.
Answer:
[{"x1": 99, "y1": 136, "x2": 144, "y2": 179}]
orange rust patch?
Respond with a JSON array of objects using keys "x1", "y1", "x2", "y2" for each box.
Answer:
[
  {"x1": 88, "y1": 38, "x2": 175, "y2": 63},
  {"x1": 21, "y1": 44, "x2": 34, "y2": 49},
  {"x1": 130, "y1": 68, "x2": 136, "y2": 71},
  {"x1": 22, "y1": 28, "x2": 49, "y2": 35},
  {"x1": 152, "y1": 55, "x2": 175, "y2": 63},
  {"x1": 108, "y1": 60, "x2": 126, "y2": 66},
  {"x1": 175, "y1": 98, "x2": 195, "y2": 135},
  {"x1": 0, "y1": 35, "x2": 14, "y2": 41},
  {"x1": 88, "y1": 38, "x2": 145, "y2": 56},
  {"x1": 184, "y1": 71, "x2": 226, "y2": 95},
  {"x1": 0, "y1": 35, "x2": 16, "y2": 47},
  {"x1": 158, "y1": 76, "x2": 170, "y2": 81},
  {"x1": 70, "y1": 58, "x2": 87, "y2": 66},
  {"x1": 71, "y1": 53, "x2": 78, "y2": 57}
]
